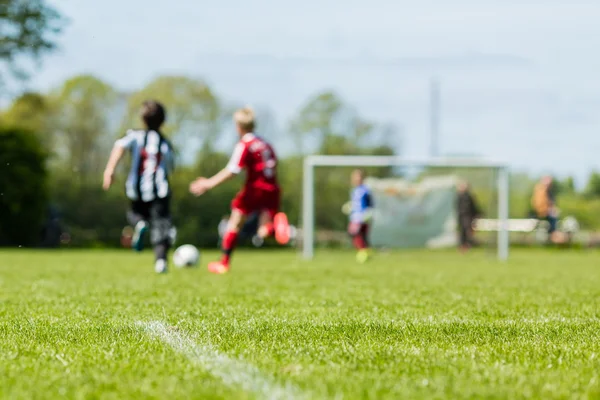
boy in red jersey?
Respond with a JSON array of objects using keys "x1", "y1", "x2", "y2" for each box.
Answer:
[{"x1": 189, "y1": 107, "x2": 289, "y2": 274}]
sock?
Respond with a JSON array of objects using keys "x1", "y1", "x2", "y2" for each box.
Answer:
[
  {"x1": 154, "y1": 242, "x2": 169, "y2": 261},
  {"x1": 353, "y1": 232, "x2": 367, "y2": 250},
  {"x1": 221, "y1": 231, "x2": 239, "y2": 266},
  {"x1": 263, "y1": 222, "x2": 274, "y2": 237}
]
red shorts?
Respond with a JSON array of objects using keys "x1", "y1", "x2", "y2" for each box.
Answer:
[{"x1": 231, "y1": 187, "x2": 280, "y2": 218}]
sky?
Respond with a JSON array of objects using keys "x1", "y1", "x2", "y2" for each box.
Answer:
[{"x1": 19, "y1": 0, "x2": 600, "y2": 186}]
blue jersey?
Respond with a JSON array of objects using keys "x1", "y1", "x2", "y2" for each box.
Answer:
[{"x1": 350, "y1": 184, "x2": 373, "y2": 222}]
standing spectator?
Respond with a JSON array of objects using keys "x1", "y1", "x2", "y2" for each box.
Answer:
[
  {"x1": 531, "y1": 175, "x2": 559, "y2": 242},
  {"x1": 456, "y1": 181, "x2": 481, "y2": 251}
]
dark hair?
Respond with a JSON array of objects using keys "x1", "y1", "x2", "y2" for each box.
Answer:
[{"x1": 141, "y1": 100, "x2": 166, "y2": 130}]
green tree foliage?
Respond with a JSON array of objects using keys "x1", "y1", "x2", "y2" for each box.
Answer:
[
  {"x1": 290, "y1": 91, "x2": 343, "y2": 153},
  {"x1": 584, "y1": 171, "x2": 600, "y2": 198},
  {"x1": 0, "y1": 126, "x2": 48, "y2": 246},
  {"x1": 121, "y1": 76, "x2": 221, "y2": 163},
  {"x1": 49, "y1": 175, "x2": 127, "y2": 247},
  {"x1": 1, "y1": 92, "x2": 52, "y2": 145},
  {"x1": 6, "y1": 73, "x2": 600, "y2": 248},
  {"x1": 559, "y1": 176, "x2": 576, "y2": 195},
  {"x1": 1, "y1": 0, "x2": 65, "y2": 85},
  {"x1": 288, "y1": 90, "x2": 399, "y2": 230},
  {"x1": 49, "y1": 75, "x2": 117, "y2": 179}
]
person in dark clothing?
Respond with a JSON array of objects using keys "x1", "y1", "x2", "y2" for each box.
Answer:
[{"x1": 456, "y1": 181, "x2": 481, "y2": 251}]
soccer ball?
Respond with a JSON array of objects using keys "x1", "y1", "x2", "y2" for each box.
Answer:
[
  {"x1": 561, "y1": 216, "x2": 580, "y2": 234},
  {"x1": 173, "y1": 244, "x2": 200, "y2": 268}
]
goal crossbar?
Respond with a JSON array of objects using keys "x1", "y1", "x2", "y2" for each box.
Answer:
[{"x1": 302, "y1": 155, "x2": 510, "y2": 260}]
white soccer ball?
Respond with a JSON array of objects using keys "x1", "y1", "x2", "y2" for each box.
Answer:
[
  {"x1": 173, "y1": 244, "x2": 200, "y2": 268},
  {"x1": 561, "y1": 216, "x2": 580, "y2": 234}
]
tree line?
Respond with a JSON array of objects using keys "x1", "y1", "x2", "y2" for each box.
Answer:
[
  {"x1": 0, "y1": 75, "x2": 401, "y2": 247},
  {"x1": 3, "y1": 74, "x2": 600, "y2": 249}
]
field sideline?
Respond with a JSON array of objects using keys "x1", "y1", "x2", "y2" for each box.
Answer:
[{"x1": 1, "y1": 249, "x2": 599, "y2": 399}]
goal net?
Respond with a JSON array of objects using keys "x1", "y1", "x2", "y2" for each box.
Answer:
[
  {"x1": 366, "y1": 175, "x2": 458, "y2": 249},
  {"x1": 301, "y1": 155, "x2": 509, "y2": 260}
]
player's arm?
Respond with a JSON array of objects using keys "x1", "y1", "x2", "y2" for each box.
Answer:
[
  {"x1": 207, "y1": 168, "x2": 235, "y2": 189},
  {"x1": 190, "y1": 142, "x2": 246, "y2": 196},
  {"x1": 190, "y1": 167, "x2": 235, "y2": 196},
  {"x1": 161, "y1": 141, "x2": 175, "y2": 173},
  {"x1": 103, "y1": 132, "x2": 133, "y2": 190},
  {"x1": 362, "y1": 191, "x2": 374, "y2": 222}
]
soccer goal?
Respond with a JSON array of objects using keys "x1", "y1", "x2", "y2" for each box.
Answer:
[{"x1": 301, "y1": 155, "x2": 510, "y2": 260}]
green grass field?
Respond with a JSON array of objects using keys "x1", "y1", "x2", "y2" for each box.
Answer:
[{"x1": 1, "y1": 249, "x2": 600, "y2": 399}]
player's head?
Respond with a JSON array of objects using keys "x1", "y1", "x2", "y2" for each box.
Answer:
[
  {"x1": 541, "y1": 175, "x2": 553, "y2": 186},
  {"x1": 234, "y1": 107, "x2": 255, "y2": 136},
  {"x1": 141, "y1": 100, "x2": 166, "y2": 131},
  {"x1": 457, "y1": 180, "x2": 469, "y2": 192},
  {"x1": 351, "y1": 169, "x2": 365, "y2": 186}
]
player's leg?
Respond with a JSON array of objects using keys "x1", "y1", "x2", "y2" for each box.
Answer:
[
  {"x1": 127, "y1": 201, "x2": 149, "y2": 252},
  {"x1": 256, "y1": 209, "x2": 274, "y2": 239},
  {"x1": 149, "y1": 197, "x2": 174, "y2": 274},
  {"x1": 355, "y1": 223, "x2": 371, "y2": 263},
  {"x1": 458, "y1": 218, "x2": 468, "y2": 252},
  {"x1": 209, "y1": 208, "x2": 247, "y2": 274},
  {"x1": 348, "y1": 222, "x2": 365, "y2": 249},
  {"x1": 249, "y1": 188, "x2": 289, "y2": 245},
  {"x1": 273, "y1": 212, "x2": 290, "y2": 245},
  {"x1": 347, "y1": 221, "x2": 366, "y2": 262},
  {"x1": 261, "y1": 188, "x2": 289, "y2": 245}
]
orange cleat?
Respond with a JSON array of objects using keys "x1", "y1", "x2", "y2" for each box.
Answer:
[
  {"x1": 273, "y1": 212, "x2": 290, "y2": 245},
  {"x1": 208, "y1": 261, "x2": 229, "y2": 274}
]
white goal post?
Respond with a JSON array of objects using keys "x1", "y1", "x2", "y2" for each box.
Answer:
[{"x1": 302, "y1": 155, "x2": 510, "y2": 260}]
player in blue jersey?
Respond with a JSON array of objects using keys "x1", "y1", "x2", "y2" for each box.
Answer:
[{"x1": 343, "y1": 169, "x2": 374, "y2": 263}]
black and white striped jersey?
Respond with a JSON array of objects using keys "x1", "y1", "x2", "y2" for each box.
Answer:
[{"x1": 115, "y1": 129, "x2": 174, "y2": 202}]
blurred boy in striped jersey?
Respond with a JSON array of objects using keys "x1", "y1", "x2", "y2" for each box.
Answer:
[{"x1": 103, "y1": 100, "x2": 175, "y2": 274}]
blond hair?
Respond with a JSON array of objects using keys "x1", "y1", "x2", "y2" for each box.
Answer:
[
  {"x1": 352, "y1": 168, "x2": 365, "y2": 178},
  {"x1": 234, "y1": 107, "x2": 255, "y2": 132}
]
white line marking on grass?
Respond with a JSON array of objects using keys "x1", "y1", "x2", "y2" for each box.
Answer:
[{"x1": 137, "y1": 320, "x2": 309, "y2": 400}]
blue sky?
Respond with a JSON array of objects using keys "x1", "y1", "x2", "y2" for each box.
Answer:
[{"x1": 23, "y1": 0, "x2": 600, "y2": 185}]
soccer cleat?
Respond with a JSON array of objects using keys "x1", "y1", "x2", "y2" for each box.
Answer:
[
  {"x1": 356, "y1": 249, "x2": 370, "y2": 264},
  {"x1": 131, "y1": 220, "x2": 148, "y2": 252},
  {"x1": 154, "y1": 259, "x2": 168, "y2": 274},
  {"x1": 273, "y1": 212, "x2": 290, "y2": 245},
  {"x1": 208, "y1": 261, "x2": 229, "y2": 274}
]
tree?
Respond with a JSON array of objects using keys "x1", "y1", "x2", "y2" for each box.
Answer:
[
  {"x1": 289, "y1": 91, "x2": 343, "y2": 154},
  {"x1": 584, "y1": 171, "x2": 600, "y2": 198},
  {"x1": 0, "y1": 126, "x2": 48, "y2": 246},
  {"x1": 49, "y1": 75, "x2": 117, "y2": 180},
  {"x1": 289, "y1": 90, "x2": 401, "y2": 156},
  {"x1": 121, "y1": 76, "x2": 221, "y2": 165},
  {"x1": 553, "y1": 176, "x2": 576, "y2": 196},
  {"x1": 1, "y1": 92, "x2": 52, "y2": 145},
  {"x1": 289, "y1": 90, "x2": 400, "y2": 230},
  {"x1": 1, "y1": 0, "x2": 65, "y2": 86}
]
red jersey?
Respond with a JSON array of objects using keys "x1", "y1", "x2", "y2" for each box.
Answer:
[{"x1": 226, "y1": 133, "x2": 279, "y2": 191}]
